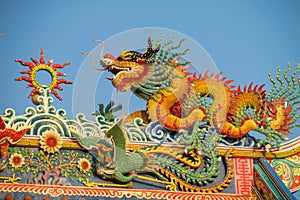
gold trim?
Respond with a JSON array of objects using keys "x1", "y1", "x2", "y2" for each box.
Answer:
[
  {"x1": 12, "y1": 136, "x2": 300, "y2": 159},
  {"x1": 12, "y1": 137, "x2": 82, "y2": 149},
  {"x1": 218, "y1": 145, "x2": 300, "y2": 158}
]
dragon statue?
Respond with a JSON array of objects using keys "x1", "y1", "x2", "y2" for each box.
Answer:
[
  {"x1": 99, "y1": 36, "x2": 300, "y2": 148},
  {"x1": 74, "y1": 113, "x2": 234, "y2": 192},
  {"x1": 95, "y1": 114, "x2": 169, "y2": 184}
]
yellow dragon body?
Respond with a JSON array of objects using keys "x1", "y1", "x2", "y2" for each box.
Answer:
[{"x1": 100, "y1": 36, "x2": 299, "y2": 148}]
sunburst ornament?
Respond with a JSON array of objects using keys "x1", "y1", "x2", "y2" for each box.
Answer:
[{"x1": 15, "y1": 48, "x2": 72, "y2": 100}]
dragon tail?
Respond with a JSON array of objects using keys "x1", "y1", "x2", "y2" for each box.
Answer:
[{"x1": 265, "y1": 65, "x2": 300, "y2": 133}]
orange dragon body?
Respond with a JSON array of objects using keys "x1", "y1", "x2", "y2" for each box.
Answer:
[{"x1": 100, "y1": 37, "x2": 300, "y2": 148}]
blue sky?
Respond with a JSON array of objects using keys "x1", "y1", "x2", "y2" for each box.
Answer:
[
  {"x1": 1, "y1": 0, "x2": 300, "y2": 117},
  {"x1": 1, "y1": 0, "x2": 300, "y2": 197}
]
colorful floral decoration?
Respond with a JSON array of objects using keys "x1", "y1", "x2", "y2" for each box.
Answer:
[
  {"x1": 39, "y1": 130, "x2": 62, "y2": 154},
  {"x1": 78, "y1": 158, "x2": 91, "y2": 173},
  {"x1": 8, "y1": 147, "x2": 92, "y2": 183},
  {"x1": 9, "y1": 153, "x2": 25, "y2": 168},
  {"x1": 15, "y1": 48, "x2": 72, "y2": 100}
]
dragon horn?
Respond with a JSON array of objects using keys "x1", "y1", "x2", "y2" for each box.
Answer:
[{"x1": 92, "y1": 40, "x2": 105, "y2": 61}]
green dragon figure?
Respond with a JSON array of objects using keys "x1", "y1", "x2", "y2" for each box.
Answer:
[
  {"x1": 74, "y1": 112, "x2": 234, "y2": 192},
  {"x1": 96, "y1": 114, "x2": 151, "y2": 183}
]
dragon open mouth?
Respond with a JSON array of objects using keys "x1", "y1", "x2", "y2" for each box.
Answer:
[
  {"x1": 108, "y1": 65, "x2": 130, "y2": 76},
  {"x1": 101, "y1": 54, "x2": 131, "y2": 81}
]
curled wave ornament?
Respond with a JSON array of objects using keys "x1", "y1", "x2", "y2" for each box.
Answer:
[
  {"x1": 1, "y1": 88, "x2": 115, "y2": 139},
  {"x1": 125, "y1": 117, "x2": 148, "y2": 142},
  {"x1": 2, "y1": 88, "x2": 72, "y2": 137},
  {"x1": 67, "y1": 113, "x2": 114, "y2": 140},
  {"x1": 219, "y1": 134, "x2": 259, "y2": 148},
  {"x1": 145, "y1": 121, "x2": 179, "y2": 143}
]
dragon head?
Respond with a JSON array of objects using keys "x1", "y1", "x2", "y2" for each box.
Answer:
[{"x1": 100, "y1": 38, "x2": 159, "y2": 92}]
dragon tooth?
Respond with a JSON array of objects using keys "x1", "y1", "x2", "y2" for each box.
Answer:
[{"x1": 106, "y1": 76, "x2": 114, "y2": 81}]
